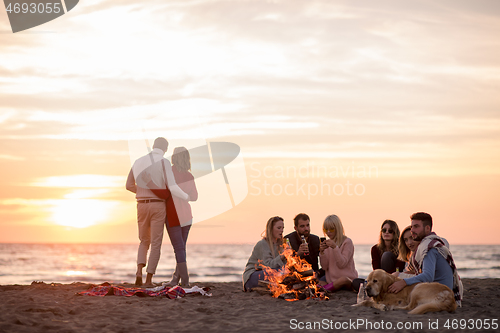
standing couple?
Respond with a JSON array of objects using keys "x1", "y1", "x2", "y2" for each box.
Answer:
[{"x1": 126, "y1": 137, "x2": 198, "y2": 288}]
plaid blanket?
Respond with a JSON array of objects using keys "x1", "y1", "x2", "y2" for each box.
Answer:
[
  {"x1": 77, "y1": 282, "x2": 185, "y2": 299},
  {"x1": 411, "y1": 233, "x2": 463, "y2": 306}
]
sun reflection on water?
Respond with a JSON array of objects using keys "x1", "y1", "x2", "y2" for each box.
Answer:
[{"x1": 66, "y1": 270, "x2": 87, "y2": 277}]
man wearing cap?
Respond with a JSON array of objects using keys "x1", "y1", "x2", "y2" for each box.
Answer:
[{"x1": 126, "y1": 137, "x2": 189, "y2": 287}]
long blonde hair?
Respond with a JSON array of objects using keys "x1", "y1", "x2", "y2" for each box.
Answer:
[
  {"x1": 323, "y1": 214, "x2": 347, "y2": 247},
  {"x1": 263, "y1": 216, "x2": 284, "y2": 257},
  {"x1": 172, "y1": 147, "x2": 191, "y2": 172}
]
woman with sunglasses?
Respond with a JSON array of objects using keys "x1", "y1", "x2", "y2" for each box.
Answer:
[
  {"x1": 242, "y1": 216, "x2": 287, "y2": 291},
  {"x1": 318, "y1": 214, "x2": 358, "y2": 292},
  {"x1": 371, "y1": 220, "x2": 406, "y2": 274}
]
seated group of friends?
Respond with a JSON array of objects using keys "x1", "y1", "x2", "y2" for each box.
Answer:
[{"x1": 242, "y1": 212, "x2": 462, "y2": 306}]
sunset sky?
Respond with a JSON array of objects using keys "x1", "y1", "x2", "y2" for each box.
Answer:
[{"x1": 1, "y1": 0, "x2": 499, "y2": 245}]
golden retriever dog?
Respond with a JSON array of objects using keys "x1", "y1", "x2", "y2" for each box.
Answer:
[{"x1": 354, "y1": 269, "x2": 457, "y2": 314}]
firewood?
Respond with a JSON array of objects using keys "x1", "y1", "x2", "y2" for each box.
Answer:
[
  {"x1": 252, "y1": 286, "x2": 272, "y2": 295},
  {"x1": 258, "y1": 280, "x2": 277, "y2": 289},
  {"x1": 292, "y1": 282, "x2": 307, "y2": 290},
  {"x1": 280, "y1": 275, "x2": 300, "y2": 286},
  {"x1": 296, "y1": 269, "x2": 314, "y2": 277},
  {"x1": 278, "y1": 292, "x2": 297, "y2": 300},
  {"x1": 297, "y1": 291, "x2": 308, "y2": 300}
]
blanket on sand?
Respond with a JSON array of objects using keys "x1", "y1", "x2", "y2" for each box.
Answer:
[{"x1": 76, "y1": 282, "x2": 185, "y2": 298}]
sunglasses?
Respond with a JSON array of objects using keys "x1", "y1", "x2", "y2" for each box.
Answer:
[
  {"x1": 323, "y1": 228, "x2": 335, "y2": 233},
  {"x1": 382, "y1": 228, "x2": 394, "y2": 234}
]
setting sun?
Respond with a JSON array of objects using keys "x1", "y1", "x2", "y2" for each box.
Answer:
[
  {"x1": 49, "y1": 199, "x2": 117, "y2": 228},
  {"x1": 0, "y1": 2, "x2": 499, "y2": 331},
  {"x1": 0, "y1": 0, "x2": 499, "y2": 245}
]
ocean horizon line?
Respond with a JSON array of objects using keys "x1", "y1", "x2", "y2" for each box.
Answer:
[
  {"x1": 1, "y1": 243, "x2": 499, "y2": 284},
  {"x1": 1, "y1": 241, "x2": 500, "y2": 246}
]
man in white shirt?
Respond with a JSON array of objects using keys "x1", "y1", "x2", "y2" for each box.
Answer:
[{"x1": 126, "y1": 137, "x2": 189, "y2": 287}]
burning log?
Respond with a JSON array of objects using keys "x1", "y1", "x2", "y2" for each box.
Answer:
[
  {"x1": 278, "y1": 291, "x2": 308, "y2": 300},
  {"x1": 280, "y1": 275, "x2": 301, "y2": 287},
  {"x1": 296, "y1": 269, "x2": 314, "y2": 277},
  {"x1": 258, "y1": 280, "x2": 272, "y2": 286},
  {"x1": 257, "y1": 241, "x2": 329, "y2": 301},
  {"x1": 292, "y1": 282, "x2": 307, "y2": 290},
  {"x1": 278, "y1": 292, "x2": 298, "y2": 300}
]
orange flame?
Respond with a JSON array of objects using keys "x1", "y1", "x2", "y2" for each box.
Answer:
[{"x1": 258, "y1": 240, "x2": 327, "y2": 301}]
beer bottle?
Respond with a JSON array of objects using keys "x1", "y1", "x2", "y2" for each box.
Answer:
[{"x1": 301, "y1": 235, "x2": 309, "y2": 256}]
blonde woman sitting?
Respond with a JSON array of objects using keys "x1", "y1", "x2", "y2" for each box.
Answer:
[
  {"x1": 319, "y1": 214, "x2": 358, "y2": 292},
  {"x1": 242, "y1": 216, "x2": 286, "y2": 291}
]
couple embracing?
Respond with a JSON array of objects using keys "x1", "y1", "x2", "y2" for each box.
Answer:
[{"x1": 126, "y1": 137, "x2": 198, "y2": 288}]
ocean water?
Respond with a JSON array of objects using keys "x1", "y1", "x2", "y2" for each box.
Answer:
[{"x1": 0, "y1": 243, "x2": 498, "y2": 285}]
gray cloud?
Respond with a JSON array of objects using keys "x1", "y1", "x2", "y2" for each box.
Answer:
[{"x1": 0, "y1": 0, "x2": 499, "y2": 165}]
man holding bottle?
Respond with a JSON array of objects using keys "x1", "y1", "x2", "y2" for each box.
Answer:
[{"x1": 284, "y1": 213, "x2": 321, "y2": 273}]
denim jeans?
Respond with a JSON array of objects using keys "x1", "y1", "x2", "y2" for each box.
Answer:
[
  {"x1": 381, "y1": 251, "x2": 397, "y2": 272},
  {"x1": 166, "y1": 218, "x2": 191, "y2": 263},
  {"x1": 244, "y1": 268, "x2": 283, "y2": 291}
]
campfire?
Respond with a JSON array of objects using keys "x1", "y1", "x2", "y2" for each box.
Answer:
[{"x1": 258, "y1": 242, "x2": 327, "y2": 301}]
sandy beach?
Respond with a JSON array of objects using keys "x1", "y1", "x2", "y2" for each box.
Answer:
[{"x1": 0, "y1": 278, "x2": 498, "y2": 333}]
